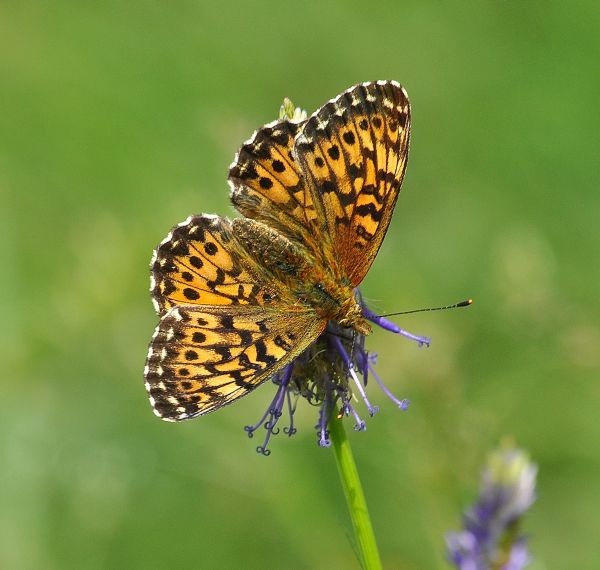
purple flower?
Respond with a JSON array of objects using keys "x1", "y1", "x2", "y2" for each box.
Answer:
[
  {"x1": 446, "y1": 446, "x2": 537, "y2": 570},
  {"x1": 244, "y1": 291, "x2": 430, "y2": 455}
]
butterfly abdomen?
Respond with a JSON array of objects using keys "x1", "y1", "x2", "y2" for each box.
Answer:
[{"x1": 232, "y1": 217, "x2": 368, "y2": 333}]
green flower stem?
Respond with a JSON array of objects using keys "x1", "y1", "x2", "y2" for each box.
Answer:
[{"x1": 329, "y1": 416, "x2": 382, "y2": 570}]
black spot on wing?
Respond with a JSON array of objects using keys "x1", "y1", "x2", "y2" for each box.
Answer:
[
  {"x1": 204, "y1": 242, "x2": 218, "y2": 256},
  {"x1": 255, "y1": 340, "x2": 277, "y2": 366},
  {"x1": 272, "y1": 159, "x2": 285, "y2": 172},
  {"x1": 355, "y1": 203, "x2": 383, "y2": 221},
  {"x1": 259, "y1": 177, "x2": 273, "y2": 190},
  {"x1": 342, "y1": 131, "x2": 356, "y2": 145},
  {"x1": 185, "y1": 350, "x2": 198, "y2": 361},
  {"x1": 238, "y1": 329, "x2": 253, "y2": 345},
  {"x1": 183, "y1": 288, "x2": 200, "y2": 301},
  {"x1": 192, "y1": 331, "x2": 206, "y2": 343},
  {"x1": 327, "y1": 145, "x2": 340, "y2": 160},
  {"x1": 189, "y1": 256, "x2": 203, "y2": 269}
]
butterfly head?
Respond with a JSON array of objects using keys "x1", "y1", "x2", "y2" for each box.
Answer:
[
  {"x1": 335, "y1": 296, "x2": 372, "y2": 336},
  {"x1": 310, "y1": 282, "x2": 371, "y2": 336}
]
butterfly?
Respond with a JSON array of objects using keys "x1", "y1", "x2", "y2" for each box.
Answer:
[{"x1": 144, "y1": 80, "x2": 411, "y2": 421}]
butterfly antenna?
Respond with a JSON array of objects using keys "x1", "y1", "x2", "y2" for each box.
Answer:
[{"x1": 378, "y1": 298, "x2": 473, "y2": 318}]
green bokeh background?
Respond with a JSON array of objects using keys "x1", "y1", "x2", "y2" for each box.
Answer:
[{"x1": 2, "y1": 2, "x2": 599, "y2": 568}]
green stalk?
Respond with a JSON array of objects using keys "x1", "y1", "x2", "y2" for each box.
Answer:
[{"x1": 329, "y1": 416, "x2": 382, "y2": 570}]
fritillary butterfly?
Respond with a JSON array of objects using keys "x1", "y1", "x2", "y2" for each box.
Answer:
[{"x1": 144, "y1": 81, "x2": 411, "y2": 421}]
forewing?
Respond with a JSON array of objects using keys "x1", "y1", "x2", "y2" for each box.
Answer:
[
  {"x1": 144, "y1": 304, "x2": 326, "y2": 420},
  {"x1": 150, "y1": 214, "x2": 288, "y2": 315},
  {"x1": 228, "y1": 119, "x2": 329, "y2": 261},
  {"x1": 294, "y1": 81, "x2": 411, "y2": 286}
]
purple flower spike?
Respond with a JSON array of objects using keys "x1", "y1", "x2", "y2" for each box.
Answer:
[
  {"x1": 446, "y1": 445, "x2": 537, "y2": 570},
  {"x1": 362, "y1": 305, "x2": 431, "y2": 347}
]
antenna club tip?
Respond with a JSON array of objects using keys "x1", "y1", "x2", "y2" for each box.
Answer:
[{"x1": 458, "y1": 298, "x2": 473, "y2": 308}]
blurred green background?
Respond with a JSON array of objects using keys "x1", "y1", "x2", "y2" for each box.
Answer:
[{"x1": 2, "y1": 1, "x2": 599, "y2": 568}]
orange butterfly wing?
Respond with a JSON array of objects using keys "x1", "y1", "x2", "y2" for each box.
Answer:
[
  {"x1": 228, "y1": 81, "x2": 410, "y2": 287},
  {"x1": 294, "y1": 81, "x2": 411, "y2": 286},
  {"x1": 145, "y1": 304, "x2": 324, "y2": 420},
  {"x1": 146, "y1": 214, "x2": 328, "y2": 419}
]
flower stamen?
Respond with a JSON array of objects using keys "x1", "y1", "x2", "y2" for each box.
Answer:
[
  {"x1": 340, "y1": 400, "x2": 367, "y2": 431},
  {"x1": 316, "y1": 393, "x2": 332, "y2": 447},
  {"x1": 330, "y1": 335, "x2": 379, "y2": 417},
  {"x1": 363, "y1": 305, "x2": 431, "y2": 347},
  {"x1": 245, "y1": 364, "x2": 293, "y2": 455},
  {"x1": 284, "y1": 391, "x2": 298, "y2": 436},
  {"x1": 368, "y1": 363, "x2": 410, "y2": 410}
]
